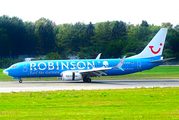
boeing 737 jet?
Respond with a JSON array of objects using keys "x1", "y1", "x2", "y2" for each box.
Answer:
[{"x1": 3, "y1": 28, "x2": 174, "y2": 83}]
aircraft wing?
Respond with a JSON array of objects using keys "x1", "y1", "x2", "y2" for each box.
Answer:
[{"x1": 78, "y1": 56, "x2": 126, "y2": 77}]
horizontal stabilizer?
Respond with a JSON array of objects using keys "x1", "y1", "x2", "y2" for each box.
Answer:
[
  {"x1": 129, "y1": 28, "x2": 168, "y2": 59},
  {"x1": 150, "y1": 57, "x2": 175, "y2": 63}
]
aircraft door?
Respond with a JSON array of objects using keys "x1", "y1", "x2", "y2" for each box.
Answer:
[
  {"x1": 23, "y1": 63, "x2": 27, "y2": 72},
  {"x1": 137, "y1": 61, "x2": 141, "y2": 70}
]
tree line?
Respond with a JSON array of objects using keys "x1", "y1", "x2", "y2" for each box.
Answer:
[{"x1": 0, "y1": 15, "x2": 179, "y2": 60}]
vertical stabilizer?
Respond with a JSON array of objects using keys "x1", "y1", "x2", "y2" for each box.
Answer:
[{"x1": 129, "y1": 28, "x2": 168, "y2": 59}]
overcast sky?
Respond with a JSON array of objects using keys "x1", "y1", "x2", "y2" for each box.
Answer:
[{"x1": 0, "y1": 0, "x2": 179, "y2": 26}]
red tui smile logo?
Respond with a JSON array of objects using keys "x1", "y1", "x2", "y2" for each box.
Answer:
[{"x1": 149, "y1": 43, "x2": 162, "y2": 54}]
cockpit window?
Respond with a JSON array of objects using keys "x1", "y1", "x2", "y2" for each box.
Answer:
[
  {"x1": 13, "y1": 66, "x2": 17, "y2": 68},
  {"x1": 10, "y1": 66, "x2": 17, "y2": 69}
]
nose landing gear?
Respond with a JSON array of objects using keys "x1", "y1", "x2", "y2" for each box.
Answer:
[{"x1": 19, "y1": 79, "x2": 22, "y2": 83}]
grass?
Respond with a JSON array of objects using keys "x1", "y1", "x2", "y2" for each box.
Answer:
[
  {"x1": 1, "y1": 66, "x2": 179, "y2": 81},
  {"x1": 0, "y1": 87, "x2": 179, "y2": 119},
  {"x1": 95, "y1": 66, "x2": 179, "y2": 80},
  {"x1": 0, "y1": 67, "x2": 179, "y2": 119}
]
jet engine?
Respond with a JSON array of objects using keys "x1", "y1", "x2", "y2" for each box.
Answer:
[{"x1": 61, "y1": 71, "x2": 82, "y2": 81}]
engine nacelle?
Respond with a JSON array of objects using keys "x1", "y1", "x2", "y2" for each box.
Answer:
[{"x1": 61, "y1": 71, "x2": 82, "y2": 81}]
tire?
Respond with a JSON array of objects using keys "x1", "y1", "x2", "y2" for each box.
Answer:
[
  {"x1": 83, "y1": 77, "x2": 91, "y2": 83},
  {"x1": 19, "y1": 80, "x2": 22, "y2": 83},
  {"x1": 83, "y1": 77, "x2": 87, "y2": 82},
  {"x1": 87, "y1": 78, "x2": 91, "y2": 83}
]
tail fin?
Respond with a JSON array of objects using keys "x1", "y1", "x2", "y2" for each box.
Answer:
[{"x1": 129, "y1": 28, "x2": 168, "y2": 59}]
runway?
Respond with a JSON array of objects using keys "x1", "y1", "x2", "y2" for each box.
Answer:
[{"x1": 0, "y1": 79, "x2": 179, "y2": 93}]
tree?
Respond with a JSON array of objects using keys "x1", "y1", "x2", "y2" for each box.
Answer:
[
  {"x1": 85, "y1": 22, "x2": 94, "y2": 46},
  {"x1": 174, "y1": 24, "x2": 179, "y2": 31},
  {"x1": 161, "y1": 22, "x2": 173, "y2": 29},
  {"x1": 55, "y1": 23, "x2": 73, "y2": 56},
  {"x1": 0, "y1": 28, "x2": 10, "y2": 57},
  {"x1": 136, "y1": 21, "x2": 151, "y2": 42},
  {"x1": 23, "y1": 22, "x2": 37, "y2": 55},
  {"x1": 164, "y1": 29, "x2": 179, "y2": 59},
  {"x1": 112, "y1": 21, "x2": 126, "y2": 40},
  {"x1": 35, "y1": 18, "x2": 55, "y2": 54},
  {"x1": 140, "y1": 20, "x2": 149, "y2": 27},
  {"x1": 92, "y1": 21, "x2": 114, "y2": 47},
  {"x1": 0, "y1": 15, "x2": 26, "y2": 56},
  {"x1": 45, "y1": 52, "x2": 61, "y2": 60},
  {"x1": 0, "y1": 15, "x2": 179, "y2": 61},
  {"x1": 71, "y1": 22, "x2": 87, "y2": 52},
  {"x1": 104, "y1": 40, "x2": 125, "y2": 58}
]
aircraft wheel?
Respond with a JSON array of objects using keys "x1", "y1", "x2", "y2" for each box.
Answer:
[
  {"x1": 83, "y1": 77, "x2": 87, "y2": 82},
  {"x1": 83, "y1": 77, "x2": 91, "y2": 83},
  {"x1": 87, "y1": 78, "x2": 91, "y2": 83},
  {"x1": 19, "y1": 79, "x2": 22, "y2": 83}
]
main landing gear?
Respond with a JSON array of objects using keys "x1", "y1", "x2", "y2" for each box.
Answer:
[
  {"x1": 19, "y1": 79, "x2": 23, "y2": 83},
  {"x1": 83, "y1": 77, "x2": 91, "y2": 83}
]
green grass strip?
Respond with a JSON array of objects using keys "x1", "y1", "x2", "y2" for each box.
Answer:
[{"x1": 0, "y1": 87, "x2": 179, "y2": 119}]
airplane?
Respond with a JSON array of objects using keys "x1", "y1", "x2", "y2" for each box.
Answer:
[{"x1": 3, "y1": 28, "x2": 174, "y2": 83}]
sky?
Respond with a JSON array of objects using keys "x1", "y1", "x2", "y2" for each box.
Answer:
[{"x1": 0, "y1": 0, "x2": 179, "y2": 26}]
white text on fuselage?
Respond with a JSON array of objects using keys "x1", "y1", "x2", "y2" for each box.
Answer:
[{"x1": 30, "y1": 61, "x2": 95, "y2": 71}]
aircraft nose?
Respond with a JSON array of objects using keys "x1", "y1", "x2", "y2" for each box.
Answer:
[{"x1": 3, "y1": 69, "x2": 9, "y2": 75}]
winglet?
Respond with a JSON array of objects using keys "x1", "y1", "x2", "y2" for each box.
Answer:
[
  {"x1": 113, "y1": 56, "x2": 126, "y2": 71},
  {"x1": 119, "y1": 67, "x2": 124, "y2": 71},
  {"x1": 96, "y1": 53, "x2": 102, "y2": 59}
]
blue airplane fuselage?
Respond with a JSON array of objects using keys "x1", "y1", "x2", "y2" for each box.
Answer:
[{"x1": 7, "y1": 55, "x2": 162, "y2": 79}]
